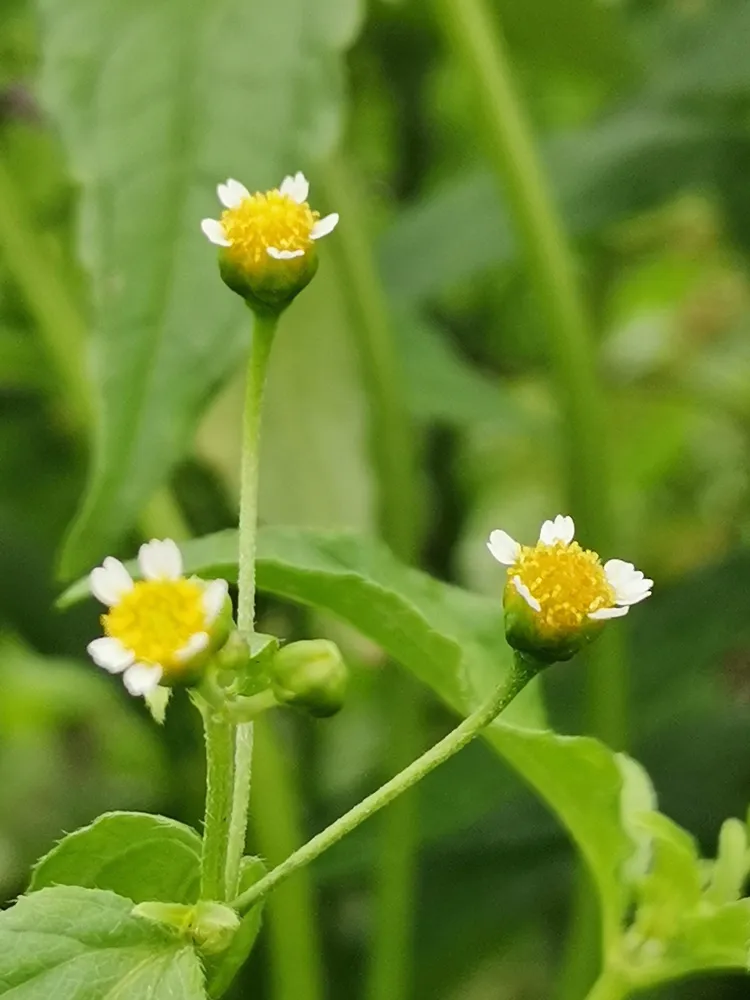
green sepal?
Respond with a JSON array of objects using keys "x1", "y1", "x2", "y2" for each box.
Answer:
[
  {"x1": 503, "y1": 580, "x2": 605, "y2": 664},
  {"x1": 219, "y1": 247, "x2": 318, "y2": 314}
]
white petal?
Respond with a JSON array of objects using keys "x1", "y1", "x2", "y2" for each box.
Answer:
[
  {"x1": 123, "y1": 663, "x2": 163, "y2": 697},
  {"x1": 589, "y1": 605, "x2": 630, "y2": 620},
  {"x1": 139, "y1": 539, "x2": 183, "y2": 581},
  {"x1": 487, "y1": 529, "x2": 521, "y2": 566},
  {"x1": 280, "y1": 171, "x2": 309, "y2": 204},
  {"x1": 201, "y1": 218, "x2": 230, "y2": 247},
  {"x1": 512, "y1": 576, "x2": 541, "y2": 612},
  {"x1": 267, "y1": 246, "x2": 305, "y2": 260},
  {"x1": 217, "y1": 178, "x2": 249, "y2": 208},
  {"x1": 617, "y1": 587, "x2": 653, "y2": 606},
  {"x1": 89, "y1": 557, "x2": 134, "y2": 606},
  {"x1": 604, "y1": 559, "x2": 653, "y2": 605},
  {"x1": 87, "y1": 637, "x2": 134, "y2": 674},
  {"x1": 311, "y1": 213, "x2": 339, "y2": 240},
  {"x1": 175, "y1": 631, "x2": 210, "y2": 663},
  {"x1": 202, "y1": 579, "x2": 229, "y2": 624},
  {"x1": 539, "y1": 514, "x2": 575, "y2": 546}
]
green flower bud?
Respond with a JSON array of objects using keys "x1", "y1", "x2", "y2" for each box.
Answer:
[
  {"x1": 219, "y1": 246, "x2": 318, "y2": 315},
  {"x1": 270, "y1": 639, "x2": 348, "y2": 718}
]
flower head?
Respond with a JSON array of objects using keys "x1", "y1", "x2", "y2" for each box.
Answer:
[
  {"x1": 87, "y1": 539, "x2": 231, "y2": 696},
  {"x1": 488, "y1": 515, "x2": 652, "y2": 663},
  {"x1": 201, "y1": 172, "x2": 338, "y2": 312}
]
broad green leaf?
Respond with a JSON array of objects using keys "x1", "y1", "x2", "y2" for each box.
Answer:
[
  {"x1": 30, "y1": 812, "x2": 202, "y2": 904},
  {"x1": 38, "y1": 0, "x2": 363, "y2": 576},
  {"x1": 63, "y1": 527, "x2": 650, "y2": 937},
  {"x1": 0, "y1": 886, "x2": 204, "y2": 999}
]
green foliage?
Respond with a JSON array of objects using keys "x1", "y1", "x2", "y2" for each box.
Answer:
[
  {"x1": 37, "y1": 0, "x2": 364, "y2": 576},
  {"x1": 30, "y1": 812, "x2": 203, "y2": 903},
  {"x1": 0, "y1": 886, "x2": 205, "y2": 999},
  {"x1": 57, "y1": 529, "x2": 669, "y2": 946}
]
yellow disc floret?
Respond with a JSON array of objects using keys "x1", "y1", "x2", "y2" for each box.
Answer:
[
  {"x1": 221, "y1": 189, "x2": 319, "y2": 267},
  {"x1": 510, "y1": 541, "x2": 615, "y2": 639},
  {"x1": 102, "y1": 578, "x2": 205, "y2": 671}
]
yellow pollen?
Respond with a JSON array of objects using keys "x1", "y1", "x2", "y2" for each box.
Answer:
[
  {"x1": 103, "y1": 578, "x2": 205, "y2": 669},
  {"x1": 221, "y1": 190, "x2": 318, "y2": 267},
  {"x1": 510, "y1": 541, "x2": 614, "y2": 637}
]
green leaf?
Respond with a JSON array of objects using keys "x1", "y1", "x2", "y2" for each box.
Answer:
[
  {"x1": 61, "y1": 527, "x2": 649, "y2": 939},
  {"x1": 38, "y1": 0, "x2": 363, "y2": 576},
  {"x1": 30, "y1": 812, "x2": 202, "y2": 904},
  {"x1": 0, "y1": 886, "x2": 204, "y2": 999}
]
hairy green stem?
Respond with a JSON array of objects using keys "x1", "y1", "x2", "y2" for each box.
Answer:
[
  {"x1": 237, "y1": 312, "x2": 277, "y2": 635},
  {"x1": 214, "y1": 311, "x2": 277, "y2": 906},
  {"x1": 200, "y1": 710, "x2": 236, "y2": 900},
  {"x1": 233, "y1": 659, "x2": 536, "y2": 915},
  {"x1": 323, "y1": 155, "x2": 422, "y2": 1000},
  {"x1": 224, "y1": 722, "x2": 254, "y2": 900},
  {"x1": 250, "y1": 718, "x2": 325, "y2": 1000}
]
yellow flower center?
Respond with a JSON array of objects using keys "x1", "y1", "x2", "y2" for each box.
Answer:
[
  {"x1": 221, "y1": 190, "x2": 319, "y2": 266},
  {"x1": 510, "y1": 541, "x2": 614, "y2": 637},
  {"x1": 103, "y1": 579, "x2": 205, "y2": 669}
]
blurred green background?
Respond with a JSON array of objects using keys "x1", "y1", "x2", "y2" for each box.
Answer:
[{"x1": 3, "y1": 0, "x2": 750, "y2": 997}]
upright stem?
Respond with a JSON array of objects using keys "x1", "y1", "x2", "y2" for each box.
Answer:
[
  {"x1": 202, "y1": 311, "x2": 277, "y2": 902},
  {"x1": 323, "y1": 155, "x2": 421, "y2": 1000},
  {"x1": 200, "y1": 710, "x2": 236, "y2": 900},
  {"x1": 223, "y1": 311, "x2": 277, "y2": 899},
  {"x1": 237, "y1": 312, "x2": 277, "y2": 635},
  {"x1": 224, "y1": 722, "x2": 254, "y2": 900},
  {"x1": 233, "y1": 658, "x2": 536, "y2": 915}
]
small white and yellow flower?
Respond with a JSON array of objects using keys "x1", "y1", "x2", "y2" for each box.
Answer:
[
  {"x1": 201, "y1": 173, "x2": 338, "y2": 309},
  {"x1": 487, "y1": 515, "x2": 652, "y2": 662},
  {"x1": 87, "y1": 539, "x2": 230, "y2": 696}
]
